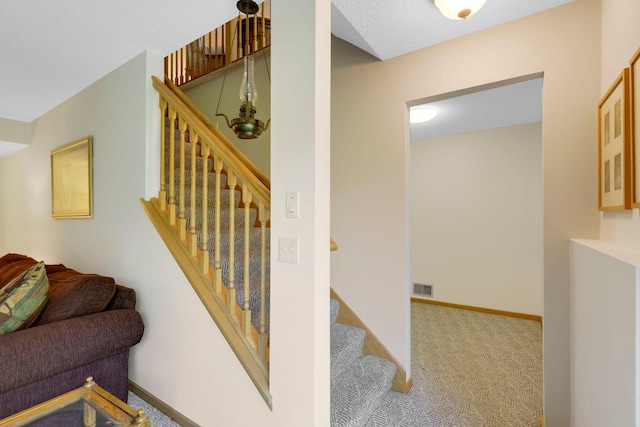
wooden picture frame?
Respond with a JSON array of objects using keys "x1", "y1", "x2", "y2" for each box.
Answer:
[
  {"x1": 630, "y1": 47, "x2": 640, "y2": 207},
  {"x1": 598, "y1": 69, "x2": 631, "y2": 210},
  {"x1": 51, "y1": 136, "x2": 93, "y2": 218}
]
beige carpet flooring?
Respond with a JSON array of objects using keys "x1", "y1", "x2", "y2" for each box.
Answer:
[{"x1": 409, "y1": 302, "x2": 543, "y2": 427}]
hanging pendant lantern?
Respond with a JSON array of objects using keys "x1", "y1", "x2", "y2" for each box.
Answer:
[
  {"x1": 215, "y1": 0, "x2": 270, "y2": 139},
  {"x1": 237, "y1": 0, "x2": 259, "y2": 14},
  {"x1": 230, "y1": 56, "x2": 266, "y2": 139}
]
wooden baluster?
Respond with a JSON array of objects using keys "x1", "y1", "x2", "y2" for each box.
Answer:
[
  {"x1": 176, "y1": 50, "x2": 181, "y2": 84},
  {"x1": 198, "y1": 38, "x2": 204, "y2": 78},
  {"x1": 175, "y1": 48, "x2": 180, "y2": 84},
  {"x1": 258, "y1": 200, "x2": 268, "y2": 360},
  {"x1": 225, "y1": 21, "x2": 234, "y2": 66},
  {"x1": 201, "y1": 36, "x2": 206, "y2": 76},
  {"x1": 227, "y1": 171, "x2": 237, "y2": 315},
  {"x1": 193, "y1": 40, "x2": 198, "y2": 79},
  {"x1": 237, "y1": 16, "x2": 243, "y2": 59},
  {"x1": 166, "y1": 54, "x2": 170, "y2": 85},
  {"x1": 260, "y1": 5, "x2": 266, "y2": 49},
  {"x1": 188, "y1": 133, "x2": 198, "y2": 257},
  {"x1": 178, "y1": 118, "x2": 187, "y2": 240},
  {"x1": 252, "y1": 14, "x2": 258, "y2": 53},
  {"x1": 207, "y1": 32, "x2": 212, "y2": 73},
  {"x1": 244, "y1": 14, "x2": 250, "y2": 56},
  {"x1": 264, "y1": 0, "x2": 270, "y2": 47},
  {"x1": 181, "y1": 47, "x2": 186, "y2": 85},
  {"x1": 214, "y1": 155, "x2": 223, "y2": 293},
  {"x1": 173, "y1": 52, "x2": 177, "y2": 84},
  {"x1": 168, "y1": 107, "x2": 177, "y2": 224},
  {"x1": 242, "y1": 184, "x2": 253, "y2": 337},
  {"x1": 214, "y1": 29, "x2": 220, "y2": 70},
  {"x1": 201, "y1": 143, "x2": 210, "y2": 275},
  {"x1": 159, "y1": 98, "x2": 167, "y2": 211}
]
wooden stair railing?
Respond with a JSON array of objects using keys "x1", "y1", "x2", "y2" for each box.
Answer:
[
  {"x1": 166, "y1": 0, "x2": 271, "y2": 86},
  {"x1": 141, "y1": 75, "x2": 272, "y2": 407}
]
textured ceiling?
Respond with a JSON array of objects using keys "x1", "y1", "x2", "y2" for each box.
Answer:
[
  {"x1": 0, "y1": 0, "x2": 238, "y2": 123},
  {"x1": 331, "y1": 0, "x2": 573, "y2": 60},
  {"x1": 0, "y1": 0, "x2": 571, "y2": 126}
]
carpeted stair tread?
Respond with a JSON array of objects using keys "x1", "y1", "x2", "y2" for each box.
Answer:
[
  {"x1": 330, "y1": 354, "x2": 396, "y2": 427},
  {"x1": 363, "y1": 391, "x2": 430, "y2": 427},
  {"x1": 220, "y1": 252, "x2": 270, "y2": 283},
  {"x1": 165, "y1": 154, "x2": 212, "y2": 171},
  {"x1": 197, "y1": 227, "x2": 269, "y2": 253},
  {"x1": 170, "y1": 183, "x2": 238, "y2": 206},
  {"x1": 234, "y1": 285, "x2": 270, "y2": 335},
  {"x1": 331, "y1": 323, "x2": 366, "y2": 380},
  {"x1": 167, "y1": 169, "x2": 232, "y2": 190},
  {"x1": 184, "y1": 206, "x2": 258, "y2": 230},
  {"x1": 331, "y1": 298, "x2": 340, "y2": 326}
]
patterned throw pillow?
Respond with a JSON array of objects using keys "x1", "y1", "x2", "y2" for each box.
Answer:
[{"x1": 0, "y1": 261, "x2": 49, "y2": 334}]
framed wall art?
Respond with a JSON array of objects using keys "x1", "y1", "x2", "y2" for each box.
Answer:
[
  {"x1": 51, "y1": 136, "x2": 93, "y2": 218},
  {"x1": 630, "y1": 47, "x2": 640, "y2": 207},
  {"x1": 598, "y1": 69, "x2": 631, "y2": 210}
]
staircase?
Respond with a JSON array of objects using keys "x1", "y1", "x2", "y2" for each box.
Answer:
[
  {"x1": 330, "y1": 298, "x2": 429, "y2": 426},
  {"x1": 144, "y1": 75, "x2": 427, "y2": 425},
  {"x1": 143, "y1": 76, "x2": 272, "y2": 406}
]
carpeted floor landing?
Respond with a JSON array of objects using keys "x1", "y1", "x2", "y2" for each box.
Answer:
[
  {"x1": 127, "y1": 302, "x2": 542, "y2": 427},
  {"x1": 409, "y1": 302, "x2": 543, "y2": 427}
]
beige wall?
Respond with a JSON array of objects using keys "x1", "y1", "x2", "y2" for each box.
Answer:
[
  {"x1": 183, "y1": 53, "x2": 271, "y2": 177},
  {"x1": 0, "y1": 117, "x2": 33, "y2": 145},
  {"x1": 411, "y1": 123, "x2": 543, "y2": 315},
  {"x1": 331, "y1": 0, "x2": 601, "y2": 424},
  {"x1": 599, "y1": 0, "x2": 640, "y2": 248}
]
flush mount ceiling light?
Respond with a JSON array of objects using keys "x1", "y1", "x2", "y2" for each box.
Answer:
[
  {"x1": 434, "y1": 0, "x2": 487, "y2": 20},
  {"x1": 410, "y1": 106, "x2": 437, "y2": 124}
]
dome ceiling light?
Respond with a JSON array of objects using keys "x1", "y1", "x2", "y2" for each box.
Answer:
[
  {"x1": 410, "y1": 106, "x2": 437, "y2": 124},
  {"x1": 434, "y1": 0, "x2": 487, "y2": 20}
]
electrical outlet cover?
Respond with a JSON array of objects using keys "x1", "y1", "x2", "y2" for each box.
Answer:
[{"x1": 278, "y1": 237, "x2": 299, "y2": 263}]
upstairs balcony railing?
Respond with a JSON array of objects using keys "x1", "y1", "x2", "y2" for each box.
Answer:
[{"x1": 166, "y1": 0, "x2": 271, "y2": 86}]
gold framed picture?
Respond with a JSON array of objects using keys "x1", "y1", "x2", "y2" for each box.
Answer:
[
  {"x1": 630, "y1": 47, "x2": 640, "y2": 207},
  {"x1": 51, "y1": 136, "x2": 93, "y2": 218},
  {"x1": 598, "y1": 69, "x2": 631, "y2": 210}
]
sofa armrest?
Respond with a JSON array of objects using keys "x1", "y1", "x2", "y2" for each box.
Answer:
[{"x1": 0, "y1": 309, "x2": 144, "y2": 394}]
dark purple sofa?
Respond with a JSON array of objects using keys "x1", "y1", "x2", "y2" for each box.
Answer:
[{"x1": 0, "y1": 254, "x2": 144, "y2": 419}]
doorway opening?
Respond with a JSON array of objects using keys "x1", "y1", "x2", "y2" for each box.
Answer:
[{"x1": 406, "y1": 74, "x2": 544, "y2": 425}]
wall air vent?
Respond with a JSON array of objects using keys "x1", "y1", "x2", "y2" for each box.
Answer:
[{"x1": 413, "y1": 283, "x2": 433, "y2": 298}]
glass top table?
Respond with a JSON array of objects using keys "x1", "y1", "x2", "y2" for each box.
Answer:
[{"x1": 0, "y1": 377, "x2": 150, "y2": 427}]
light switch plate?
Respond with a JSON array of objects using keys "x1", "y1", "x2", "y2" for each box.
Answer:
[
  {"x1": 278, "y1": 237, "x2": 299, "y2": 264},
  {"x1": 286, "y1": 192, "x2": 299, "y2": 218}
]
